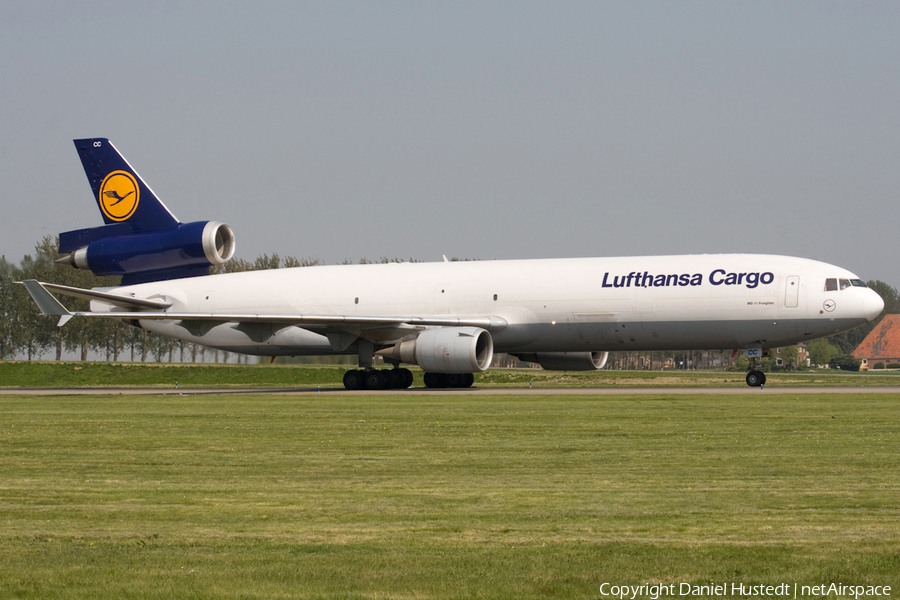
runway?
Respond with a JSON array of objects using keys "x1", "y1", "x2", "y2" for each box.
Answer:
[{"x1": 4, "y1": 386, "x2": 899, "y2": 396}]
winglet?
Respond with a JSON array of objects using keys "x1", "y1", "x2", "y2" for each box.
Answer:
[{"x1": 21, "y1": 280, "x2": 74, "y2": 326}]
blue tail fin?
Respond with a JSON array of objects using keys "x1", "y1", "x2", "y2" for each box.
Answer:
[{"x1": 73, "y1": 138, "x2": 179, "y2": 232}]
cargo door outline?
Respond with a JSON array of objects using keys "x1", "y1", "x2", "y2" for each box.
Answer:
[{"x1": 785, "y1": 276, "x2": 799, "y2": 308}]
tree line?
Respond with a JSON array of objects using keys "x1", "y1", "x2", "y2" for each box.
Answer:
[
  {"x1": 2, "y1": 235, "x2": 898, "y2": 366},
  {"x1": 0, "y1": 236, "x2": 325, "y2": 362}
]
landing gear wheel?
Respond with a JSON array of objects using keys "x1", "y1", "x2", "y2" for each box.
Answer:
[
  {"x1": 446, "y1": 373, "x2": 464, "y2": 388},
  {"x1": 388, "y1": 369, "x2": 405, "y2": 389},
  {"x1": 423, "y1": 372, "x2": 473, "y2": 389},
  {"x1": 343, "y1": 369, "x2": 365, "y2": 390},
  {"x1": 400, "y1": 368, "x2": 413, "y2": 389},
  {"x1": 746, "y1": 370, "x2": 766, "y2": 387},
  {"x1": 365, "y1": 370, "x2": 390, "y2": 390},
  {"x1": 444, "y1": 373, "x2": 476, "y2": 388},
  {"x1": 423, "y1": 372, "x2": 448, "y2": 388}
]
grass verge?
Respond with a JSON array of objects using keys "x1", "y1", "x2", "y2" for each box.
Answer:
[
  {"x1": 0, "y1": 392, "x2": 898, "y2": 598},
  {"x1": 2, "y1": 360, "x2": 900, "y2": 388}
]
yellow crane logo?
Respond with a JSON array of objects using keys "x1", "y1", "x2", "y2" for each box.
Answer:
[{"x1": 98, "y1": 170, "x2": 140, "y2": 221}]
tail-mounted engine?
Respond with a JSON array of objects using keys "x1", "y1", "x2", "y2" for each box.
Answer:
[{"x1": 57, "y1": 220, "x2": 235, "y2": 284}]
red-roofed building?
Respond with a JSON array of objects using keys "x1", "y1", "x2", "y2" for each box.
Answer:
[{"x1": 853, "y1": 315, "x2": 900, "y2": 369}]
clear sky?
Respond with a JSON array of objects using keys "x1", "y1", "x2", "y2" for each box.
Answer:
[{"x1": 2, "y1": 2, "x2": 899, "y2": 287}]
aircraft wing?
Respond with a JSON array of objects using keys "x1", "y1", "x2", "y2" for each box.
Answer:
[{"x1": 20, "y1": 279, "x2": 507, "y2": 332}]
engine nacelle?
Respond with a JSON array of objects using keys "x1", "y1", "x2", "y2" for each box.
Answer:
[
  {"x1": 515, "y1": 351, "x2": 609, "y2": 371},
  {"x1": 378, "y1": 327, "x2": 494, "y2": 373},
  {"x1": 59, "y1": 220, "x2": 235, "y2": 284}
]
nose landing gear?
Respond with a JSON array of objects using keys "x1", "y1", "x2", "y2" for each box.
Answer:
[
  {"x1": 745, "y1": 370, "x2": 766, "y2": 387},
  {"x1": 741, "y1": 348, "x2": 768, "y2": 387}
]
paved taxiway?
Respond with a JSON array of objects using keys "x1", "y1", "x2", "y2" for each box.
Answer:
[{"x1": 3, "y1": 386, "x2": 899, "y2": 396}]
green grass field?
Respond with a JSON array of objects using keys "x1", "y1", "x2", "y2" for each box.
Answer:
[
  {"x1": 1, "y1": 391, "x2": 898, "y2": 598},
  {"x1": 3, "y1": 360, "x2": 900, "y2": 389}
]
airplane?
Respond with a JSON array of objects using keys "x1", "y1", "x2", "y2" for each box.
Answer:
[{"x1": 22, "y1": 138, "x2": 884, "y2": 389}]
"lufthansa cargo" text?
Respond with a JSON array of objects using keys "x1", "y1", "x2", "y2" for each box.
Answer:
[{"x1": 601, "y1": 270, "x2": 775, "y2": 289}]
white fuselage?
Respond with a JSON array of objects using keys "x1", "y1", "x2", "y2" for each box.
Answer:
[{"x1": 99, "y1": 253, "x2": 884, "y2": 357}]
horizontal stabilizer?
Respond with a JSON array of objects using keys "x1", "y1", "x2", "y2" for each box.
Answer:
[
  {"x1": 20, "y1": 280, "x2": 73, "y2": 326},
  {"x1": 36, "y1": 281, "x2": 173, "y2": 310}
]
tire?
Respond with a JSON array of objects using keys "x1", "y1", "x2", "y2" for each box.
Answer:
[
  {"x1": 423, "y1": 372, "x2": 448, "y2": 388},
  {"x1": 365, "y1": 370, "x2": 385, "y2": 390},
  {"x1": 446, "y1": 373, "x2": 463, "y2": 388},
  {"x1": 400, "y1": 368, "x2": 413, "y2": 389},
  {"x1": 343, "y1": 370, "x2": 364, "y2": 390},
  {"x1": 388, "y1": 369, "x2": 405, "y2": 389},
  {"x1": 746, "y1": 371, "x2": 763, "y2": 387},
  {"x1": 379, "y1": 371, "x2": 391, "y2": 389},
  {"x1": 462, "y1": 373, "x2": 475, "y2": 388}
]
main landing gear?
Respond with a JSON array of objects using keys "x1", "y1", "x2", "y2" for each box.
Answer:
[
  {"x1": 423, "y1": 372, "x2": 475, "y2": 389},
  {"x1": 341, "y1": 369, "x2": 477, "y2": 390},
  {"x1": 343, "y1": 368, "x2": 413, "y2": 390},
  {"x1": 342, "y1": 339, "x2": 414, "y2": 390}
]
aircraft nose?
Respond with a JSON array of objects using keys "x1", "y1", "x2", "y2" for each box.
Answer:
[{"x1": 864, "y1": 290, "x2": 885, "y2": 321}]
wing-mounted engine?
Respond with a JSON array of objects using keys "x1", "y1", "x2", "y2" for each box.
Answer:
[
  {"x1": 514, "y1": 351, "x2": 609, "y2": 371},
  {"x1": 57, "y1": 220, "x2": 235, "y2": 284},
  {"x1": 377, "y1": 327, "x2": 494, "y2": 373}
]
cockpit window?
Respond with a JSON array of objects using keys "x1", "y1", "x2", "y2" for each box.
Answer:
[{"x1": 825, "y1": 277, "x2": 867, "y2": 291}]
